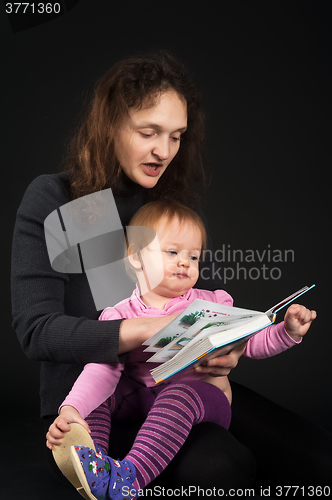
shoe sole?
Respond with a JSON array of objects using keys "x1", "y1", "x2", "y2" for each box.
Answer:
[
  {"x1": 70, "y1": 445, "x2": 98, "y2": 500},
  {"x1": 52, "y1": 423, "x2": 96, "y2": 500}
]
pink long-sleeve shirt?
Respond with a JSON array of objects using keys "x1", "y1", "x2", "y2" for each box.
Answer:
[{"x1": 61, "y1": 286, "x2": 300, "y2": 418}]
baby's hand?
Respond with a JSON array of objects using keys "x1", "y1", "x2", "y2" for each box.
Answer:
[
  {"x1": 284, "y1": 304, "x2": 317, "y2": 342},
  {"x1": 46, "y1": 406, "x2": 90, "y2": 450}
]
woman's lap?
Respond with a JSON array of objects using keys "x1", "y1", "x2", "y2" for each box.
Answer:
[
  {"x1": 229, "y1": 381, "x2": 332, "y2": 488},
  {"x1": 43, "y1": 380, "x2": 332, "y2": 493},
  {"x1": 109, "y1": 420, "x2": 257, "y2": 491},
  {"x1": 109, "y1": 376, "x2": 256, "y2": 490},
  {"x1": 110, "y1": 378, "x2": 332, "y2": 490}
]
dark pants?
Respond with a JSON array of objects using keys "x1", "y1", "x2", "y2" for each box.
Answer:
[{"x1": 44, "y1": 381, "x2": 332, "y2": 496}]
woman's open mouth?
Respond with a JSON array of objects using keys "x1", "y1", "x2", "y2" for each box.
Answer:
[{"x1": 142, "y1": 163, "x2": 163, "y2": 177}]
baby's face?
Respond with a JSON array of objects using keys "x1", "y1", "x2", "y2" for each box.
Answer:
[{"x1": 140, "y1": 216, "x2": 202, "y2": 298}]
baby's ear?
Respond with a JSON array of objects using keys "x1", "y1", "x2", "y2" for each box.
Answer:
[{"x1": 128, "y1": 249, "x2": 143, "y2": 270}]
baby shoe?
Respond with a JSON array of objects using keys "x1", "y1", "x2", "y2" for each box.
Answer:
[
  {"x1": 52, "y1": 423, "x2": 96, "y2": 500},
  {"x1": 70, "y1": 445, "x2": 137, "y2": 500}
]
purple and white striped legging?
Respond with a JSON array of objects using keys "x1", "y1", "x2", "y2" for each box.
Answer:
[{"x1": 85, "y1": 377, "x2": 231, "y2": 490}]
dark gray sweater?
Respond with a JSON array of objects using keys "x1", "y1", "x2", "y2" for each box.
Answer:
[{"x1": 11, "y1": 172, "x2": 221, "y2": 417}]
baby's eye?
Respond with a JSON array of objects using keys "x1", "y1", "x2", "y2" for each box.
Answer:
[
  {"x1": 166, "y1": 250, "x2": 177, "y2": 256},
  {"x1": 189, "y1": 255, "x2": 199, "y2": 261}
]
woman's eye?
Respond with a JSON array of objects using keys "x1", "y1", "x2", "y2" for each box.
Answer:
[
  {"x1": 171, "y1": 136, "x2": 181, "y2": 142},
  {"x1": 140, "y1": 132, "x2": 152, "y2": 138}
]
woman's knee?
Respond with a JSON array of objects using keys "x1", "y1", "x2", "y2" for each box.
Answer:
[{"x1": 155, "y1": 423, "x2": 256, "y2": 491}]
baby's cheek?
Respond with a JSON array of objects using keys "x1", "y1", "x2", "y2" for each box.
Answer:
[{"x1": 188, "y1": 268, "x2": 199, "y2": 280}]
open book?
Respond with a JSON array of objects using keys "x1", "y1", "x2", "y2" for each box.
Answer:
[{"x1": 143, "y1": 285, "x2": 315, "y2": 384}]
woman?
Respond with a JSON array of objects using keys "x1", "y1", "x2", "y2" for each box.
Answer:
[{"x1": 11, "y1": 50, "x2": 331, "y2": 495}]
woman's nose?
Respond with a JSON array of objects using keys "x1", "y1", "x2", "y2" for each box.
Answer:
[{"x1": 152, "y1": 137, "x2": 170, "y2": 161}]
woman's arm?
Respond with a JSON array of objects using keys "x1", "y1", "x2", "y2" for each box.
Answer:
[
  {"x1": 11, "y1": 175, "x2": 123, "y2": 364},
  {"x1": 118, "y1": 313, "x2": 180, "y2": 354},
  {"x1": 11, "y1": 174, "x2": 179, "y2": 364}
]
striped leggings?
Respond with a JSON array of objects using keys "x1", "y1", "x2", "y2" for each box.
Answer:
[{"x1": 85, "y1": 376, "x2": 231, "y2": 491}]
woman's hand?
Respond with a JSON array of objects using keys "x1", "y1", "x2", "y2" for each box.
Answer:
[
  {"x1": 118, "y1": 313, "x2": 180, "y2": 354},
  {"x1": 194, "y1": 342, "x2": 247, "y2": 377},
  {"x1": 46, "y1": 406, "x2": 90, "y2": 450}
]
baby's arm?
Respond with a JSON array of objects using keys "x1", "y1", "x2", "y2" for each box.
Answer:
[
  {"x1": 245, "y1": 304, "x2": 316, "y2": 359},
  {"x1": 46, "y1": 304, "x2": 131, "y2": 449},
  {"x1": 60, "y1": 362, "x2": 124, "y2": 418},
  {"x1": 46, "y1": 362, "x2": 123, "y2": 449}
]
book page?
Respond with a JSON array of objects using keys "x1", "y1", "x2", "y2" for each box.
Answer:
[
  {"x1": 150, "y1": 315, "x2": 273, "y2": 383},
  {"x1": 143, "y1": 299, "x2": 262, "y2": 353},
  {"x1": 149, "y1": 285, "x2": 315, "y2": 383},
  {"x1": 266, "y1": 284, "x2": 315, "y2": 314},
  {"x1": 147, "y1": 314, "x2": 261, "y2": 363}
]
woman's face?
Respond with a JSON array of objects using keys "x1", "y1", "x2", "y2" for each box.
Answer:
[{"x1": 115, "y1": 90, "x2": 187, "y2": 189}]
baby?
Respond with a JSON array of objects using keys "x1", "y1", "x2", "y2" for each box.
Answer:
[{"x1": 47, "y1": 200, "x2": 316, "y2": 500}]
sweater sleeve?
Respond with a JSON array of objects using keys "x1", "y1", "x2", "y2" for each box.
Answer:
[
  {"x1": 11, "y1": 175, "x2": 122, "y2": 364},
  {"x1": 59, "y1": 305, "x2": 128, "y2": 416},
  {"x1": 60, "y1": 362, "x2": 124, "y2": 418},
  {"x1": 244, "y1": 321, "x2": 302, "y2": 359}
]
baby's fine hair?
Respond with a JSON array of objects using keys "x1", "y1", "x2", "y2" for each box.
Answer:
[{"x1": 126, "y1": 199, "x2": 207, "y2": 253}]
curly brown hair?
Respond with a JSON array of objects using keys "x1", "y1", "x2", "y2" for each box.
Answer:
[{"x1": 64, "y1": 50, "x2": 207, "y2": 206}]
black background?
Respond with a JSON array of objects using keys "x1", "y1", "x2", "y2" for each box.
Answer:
[{"x1": 1, "y1": 0, "x2": 331, "y2": 440}]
